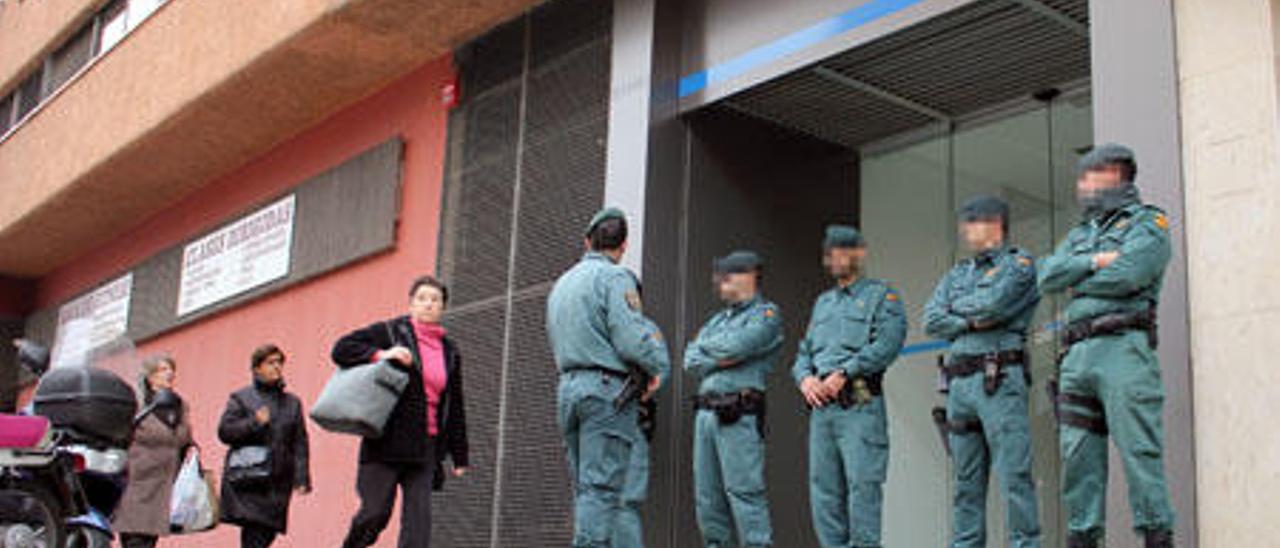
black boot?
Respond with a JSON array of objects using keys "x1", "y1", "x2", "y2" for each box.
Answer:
[
  {"x1": 1067, "y1": 531, "x2": 1099, "y2": 548},
  {"x1": 1143, "y1": 529, "x2": 1173, "y2": 548}
]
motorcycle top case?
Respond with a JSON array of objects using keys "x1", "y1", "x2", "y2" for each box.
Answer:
[{"x1": 33, "y1": 367, "x2": 138, "y2": 447}]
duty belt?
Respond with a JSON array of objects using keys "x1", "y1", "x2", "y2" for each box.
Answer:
[
  {"x1": 694, "y1": 389, "x2": 766, "y2": 435},
  {"x1": 946, "y1": 350, "x2": 1027, "y2": 378},
  {"x1": 1061, "y1": 308, "x2": 1157, "y2": 349},
  {"x1": 821, "y1": 372, "x2": 884, "y2": 408},
  {"x1": 693, "y1": 389, "x2": 765, "y2": 412},
  {"x1": 563, "y1": 365, "x2": 628, "y2": 380}
]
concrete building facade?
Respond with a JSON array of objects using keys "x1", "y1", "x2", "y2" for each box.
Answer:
[{"x1": 0, "y1": 0, "x2": 1275, "y2": 546}]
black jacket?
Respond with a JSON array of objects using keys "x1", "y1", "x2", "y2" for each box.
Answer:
[
  {"x1": 217, "y1": 380, "x2": 310, "y2": 533},
  {"x1": 331, "y1": 315, "x2": 469, "y2": 488}
]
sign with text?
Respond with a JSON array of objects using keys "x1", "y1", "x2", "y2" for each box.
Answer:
[
  {"x1": 177, "y1": 195, "x2": 296, "y2": 316},
  {"x1": 51, "y1": 273, "x2": 133, "y2": 368}
]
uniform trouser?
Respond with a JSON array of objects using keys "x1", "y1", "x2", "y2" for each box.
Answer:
[
  {"x1": 614, "y1": 435, "x2": 648, "y2": 548},
  {"x1": 946, "y1": 366, "x2": 1041, "y2": 548},
  {"x1": 807, "y1": 398, "x2": 888, "y2": 548},
  {"x1": 341, "y1": 455, "x2": 435, "y2": 548},
  {"x1": 558, "y1": 370, "x2": 643, "y2": 547},
  {"x1": 693, "y1": 409, "x2": 772, "y2": 548},
  {"x1": 1058, "y1": 331, "x2": 1175, "y2": 541}
]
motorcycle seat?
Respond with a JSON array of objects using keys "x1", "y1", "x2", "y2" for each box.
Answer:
[{"x1": 0, "y1": 414, "x2": 51, "y2": 448}]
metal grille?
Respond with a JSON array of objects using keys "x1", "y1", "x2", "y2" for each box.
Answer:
[
  {"x1": 433, "y1": 305, "x2": 507, "y2": 548},
  {"x1": 494, "y1": 290, "x2": 574, "y2": 546},
  {"x1": 723, "y1": 0, "x2": 1090, "y2": 150},
  {"x1": 436, "y1": 0, "x2": 611, "y2": 544}
]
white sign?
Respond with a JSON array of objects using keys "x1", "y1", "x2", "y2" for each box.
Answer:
[
  {"x1": 51, "y1": 273, "x2": 133, "y2": 368},
  {"x1": 177, "y1": 195, "x2": 296, "y2": 316}
]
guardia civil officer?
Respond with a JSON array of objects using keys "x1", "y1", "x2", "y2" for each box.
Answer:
[
  {"x1": 792, "y1": 225, "x2": 906, "y2": 548},
  {"x1": 547, "y1": 207, "x2": 671, "y2": 547},
  {"x1": 1039, "y1": 144, "x2": 1175, "y2": 548},
  {"x1": 923, "y1": 195, "x2": 1041, "y2": 547},
  {"x1": 684, "y1": 251, "x2": 783, "y2": 547}
]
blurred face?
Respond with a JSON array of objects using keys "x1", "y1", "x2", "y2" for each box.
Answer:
[
  {"x1": 960, "y1": 218, "x2": 1004, "y2": 252},
  {"x1": 409, "y1": 284, "x2": 446, "y2": 324},
  {"x1": 148, "y1": 361, "x2": 176, "y2": 391},
  {"x1": 253, "y1": 352, "x2": 285, "y2": 384},
  {"x1": 715, "y1": 271, "x2": 758, "y2": 304},
  {"x1": 1077, "y1": 165, "x2": 1126, "y2": 202},
  {"x1": 824, "y1": 247, "x2": 865, "y2": 281}
]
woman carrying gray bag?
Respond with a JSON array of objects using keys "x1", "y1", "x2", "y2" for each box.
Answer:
[
  {"x1": 217, "y1": 344, "x2": 312, "y2": 548},
  {"x1": 331, "y1": 275, "x2": 470, "y2": 548}
]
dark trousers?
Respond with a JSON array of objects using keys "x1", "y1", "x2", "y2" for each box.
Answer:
[
  {"x1": 341, "y1": 459, "x2": 434, "y2": 548},
  {"x1": 119, "y1": 533, "x2": 157, "y2": 548},
  {"x1": 240, "y1": 524, "x2": 279, "y2": 548}
]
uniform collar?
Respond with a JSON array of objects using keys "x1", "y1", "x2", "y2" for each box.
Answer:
[
  {"x1": 973, "y1": 244, "x2": 1009, "y2": 265},
  {"x1": 727, "y1": 294, "x2": 762, "y2": 312},
  {"x1": 835, "y1": 277, "x2": 863, "y2": 295},
  {"x1": 583, "y1": 251, "x2": 616, "y2": 264}
]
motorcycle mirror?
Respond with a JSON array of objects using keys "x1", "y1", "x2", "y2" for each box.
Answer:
[{"x1": 14, "y1": 338, "x2": 50, "y2": 378}]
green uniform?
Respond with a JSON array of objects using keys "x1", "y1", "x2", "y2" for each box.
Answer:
[
  {"x1": 792, "y1": 278, "x2": 906, "y2": 548},
  {"x1": 924, "y1": 245, "x2": 1042, "y2": 548},
  {"x1": 615, "y1": 311, "x2": 666, "y2": 548},
  {"x1": 548, "y1": 251, "x2": 671, "y2": 547},
  {"x1": 684, "y1": 295, "x2": 783, "y2": 547},
  {"x1": 1039, "y1": 199, "x2": 1175, "y2": 542}
]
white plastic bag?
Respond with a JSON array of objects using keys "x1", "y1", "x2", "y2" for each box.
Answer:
[{"x1": 169, "y1": 448, "x2": 216, "y2": 533}]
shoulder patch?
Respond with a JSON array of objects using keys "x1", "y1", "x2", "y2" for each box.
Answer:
[
  {"x1": 984, "y1": 266, "x2": 1001, "y2": 278},
  {"x1": 625, "y1": 290, "x2": 643, "y2": 312},
  {"x1": 763, "y1": 307, "x2": 776, "y2": 318},
  {"x1": 1017, "y1": 255, "x2": 1033, "y2": 267},
  {"x1": 885, "y1": 290, "x2": 900, "y2": 302},
  {"x1": 1154, "y1": 213, "x2": 1169, "y2": 231}
]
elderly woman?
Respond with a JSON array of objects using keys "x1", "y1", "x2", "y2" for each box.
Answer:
[
  {"x1": 218, "y1": 344, "x2": 311, "y2": 548},
  {"x1": 332, "y1": 275, "x2": 470, "y2": 548},
  {"x1": 115, "y1": 355, "x2": 194, "y2": 548}
]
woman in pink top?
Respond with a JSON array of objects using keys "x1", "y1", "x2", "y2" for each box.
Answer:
[{"x1": 332, "y1": 276, "x2": 470, "y2": 548}]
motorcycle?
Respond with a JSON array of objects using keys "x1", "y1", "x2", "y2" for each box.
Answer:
[{"x1": 0, "y1": 335, "x2": 143, "y2": 547}]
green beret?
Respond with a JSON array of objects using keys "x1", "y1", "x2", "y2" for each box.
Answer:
[
  {"x1": 1079, "y1": 143, "x2": 1136, "y2": 174},
  {"x1": 958, "y1": 195, "x2": 1009, "y2": 222},
  {"x1": 586, "y1": 207, "x2": 626, "y2": 236},
  {"x1": 713, "y1": 250, "x2": 762, "y2": 274},
  {"x1": 823, "y1": 224, "x2": 864, "y2": 249}
]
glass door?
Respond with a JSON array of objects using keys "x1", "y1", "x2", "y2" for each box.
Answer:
[{"x1": 862, "y1": 91, "x2": 1092, "y2": 547}]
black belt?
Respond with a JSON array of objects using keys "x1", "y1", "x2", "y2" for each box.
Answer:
[
  {"x1": 948, "y1": 418, "x2": 983, "y2": 435},
  {"x1": 822, "y1": 371, "x2": 883, "y2": 395},
  {"x1": 564, "y1": 366, "x2": 628, "y2": 380},
  {"x1": 946, "y1": 350, "x2": 1027, "y2": 378},
  {"x1": 1062, "y1": 309, "x2": 1156, "y2": 348},
  {"x1": 694, "y1": 390, "x2": 767, "y2": 435},
  {"x1": 693, "y1": 390, "x2": 765, "y2": 412},
  {"x1": 1056, "y1": 392, "x2": 1108, "y2": 435}
]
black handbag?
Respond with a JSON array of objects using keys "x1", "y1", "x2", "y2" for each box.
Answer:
[{"x1": 224, "y1": 392, "x2": 273, "y2": 488}]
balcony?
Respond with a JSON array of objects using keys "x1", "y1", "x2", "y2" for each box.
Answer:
[{"x1": 0, "y1": 0, "x2": 537, "y2": 276}]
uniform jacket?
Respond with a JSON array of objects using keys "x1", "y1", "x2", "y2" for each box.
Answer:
[
  {"x1": 684, "y1": 295, "x2": 784, "y2": 395},
  {"x1": 792, "y1": 278, "x2": 907, "y2": 385}
]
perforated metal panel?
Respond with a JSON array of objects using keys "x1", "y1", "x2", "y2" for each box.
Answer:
[
  {"x1": 435, "y1": 0, "x2": 611, "y2": 544},
  {"x1": 494, "y1": 290, "x2": 574, "y2": 546},
  {"x1": 432, "y1": 305, "x2": 507, "y2": 548}
]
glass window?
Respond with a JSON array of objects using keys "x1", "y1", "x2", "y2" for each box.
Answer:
[
  {"x1": 46, "y1": 24, "x2": 95, "y2": 95},
  {"x1": 97, "y1": 0, "x2": 129, "y2": 54},
  {"x1": 0, "y1": 94, "x2": 13, "y2": 135},
  {"x1": 14, "y1": 71, "x2": 44, "y2": 123}
]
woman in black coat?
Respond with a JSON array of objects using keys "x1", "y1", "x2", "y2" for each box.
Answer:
[
  {"x1": 218, "y1": 344, "x2": 312, "y2": 548},
  {"x1": 332, "y1": 275, "x2": 469, "y2": 548}
]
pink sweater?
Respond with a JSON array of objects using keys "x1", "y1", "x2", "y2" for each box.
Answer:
[{"x1": 412, "y1": 320, "x2": 449, "y2": 437}]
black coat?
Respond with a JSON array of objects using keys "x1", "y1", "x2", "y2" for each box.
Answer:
[
  {"x1": 331, "y1": 315, "x2": 469, "y2": 489},
  {"x1": 217, "y1": 380, "x2": 311, "y2": 533}
]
